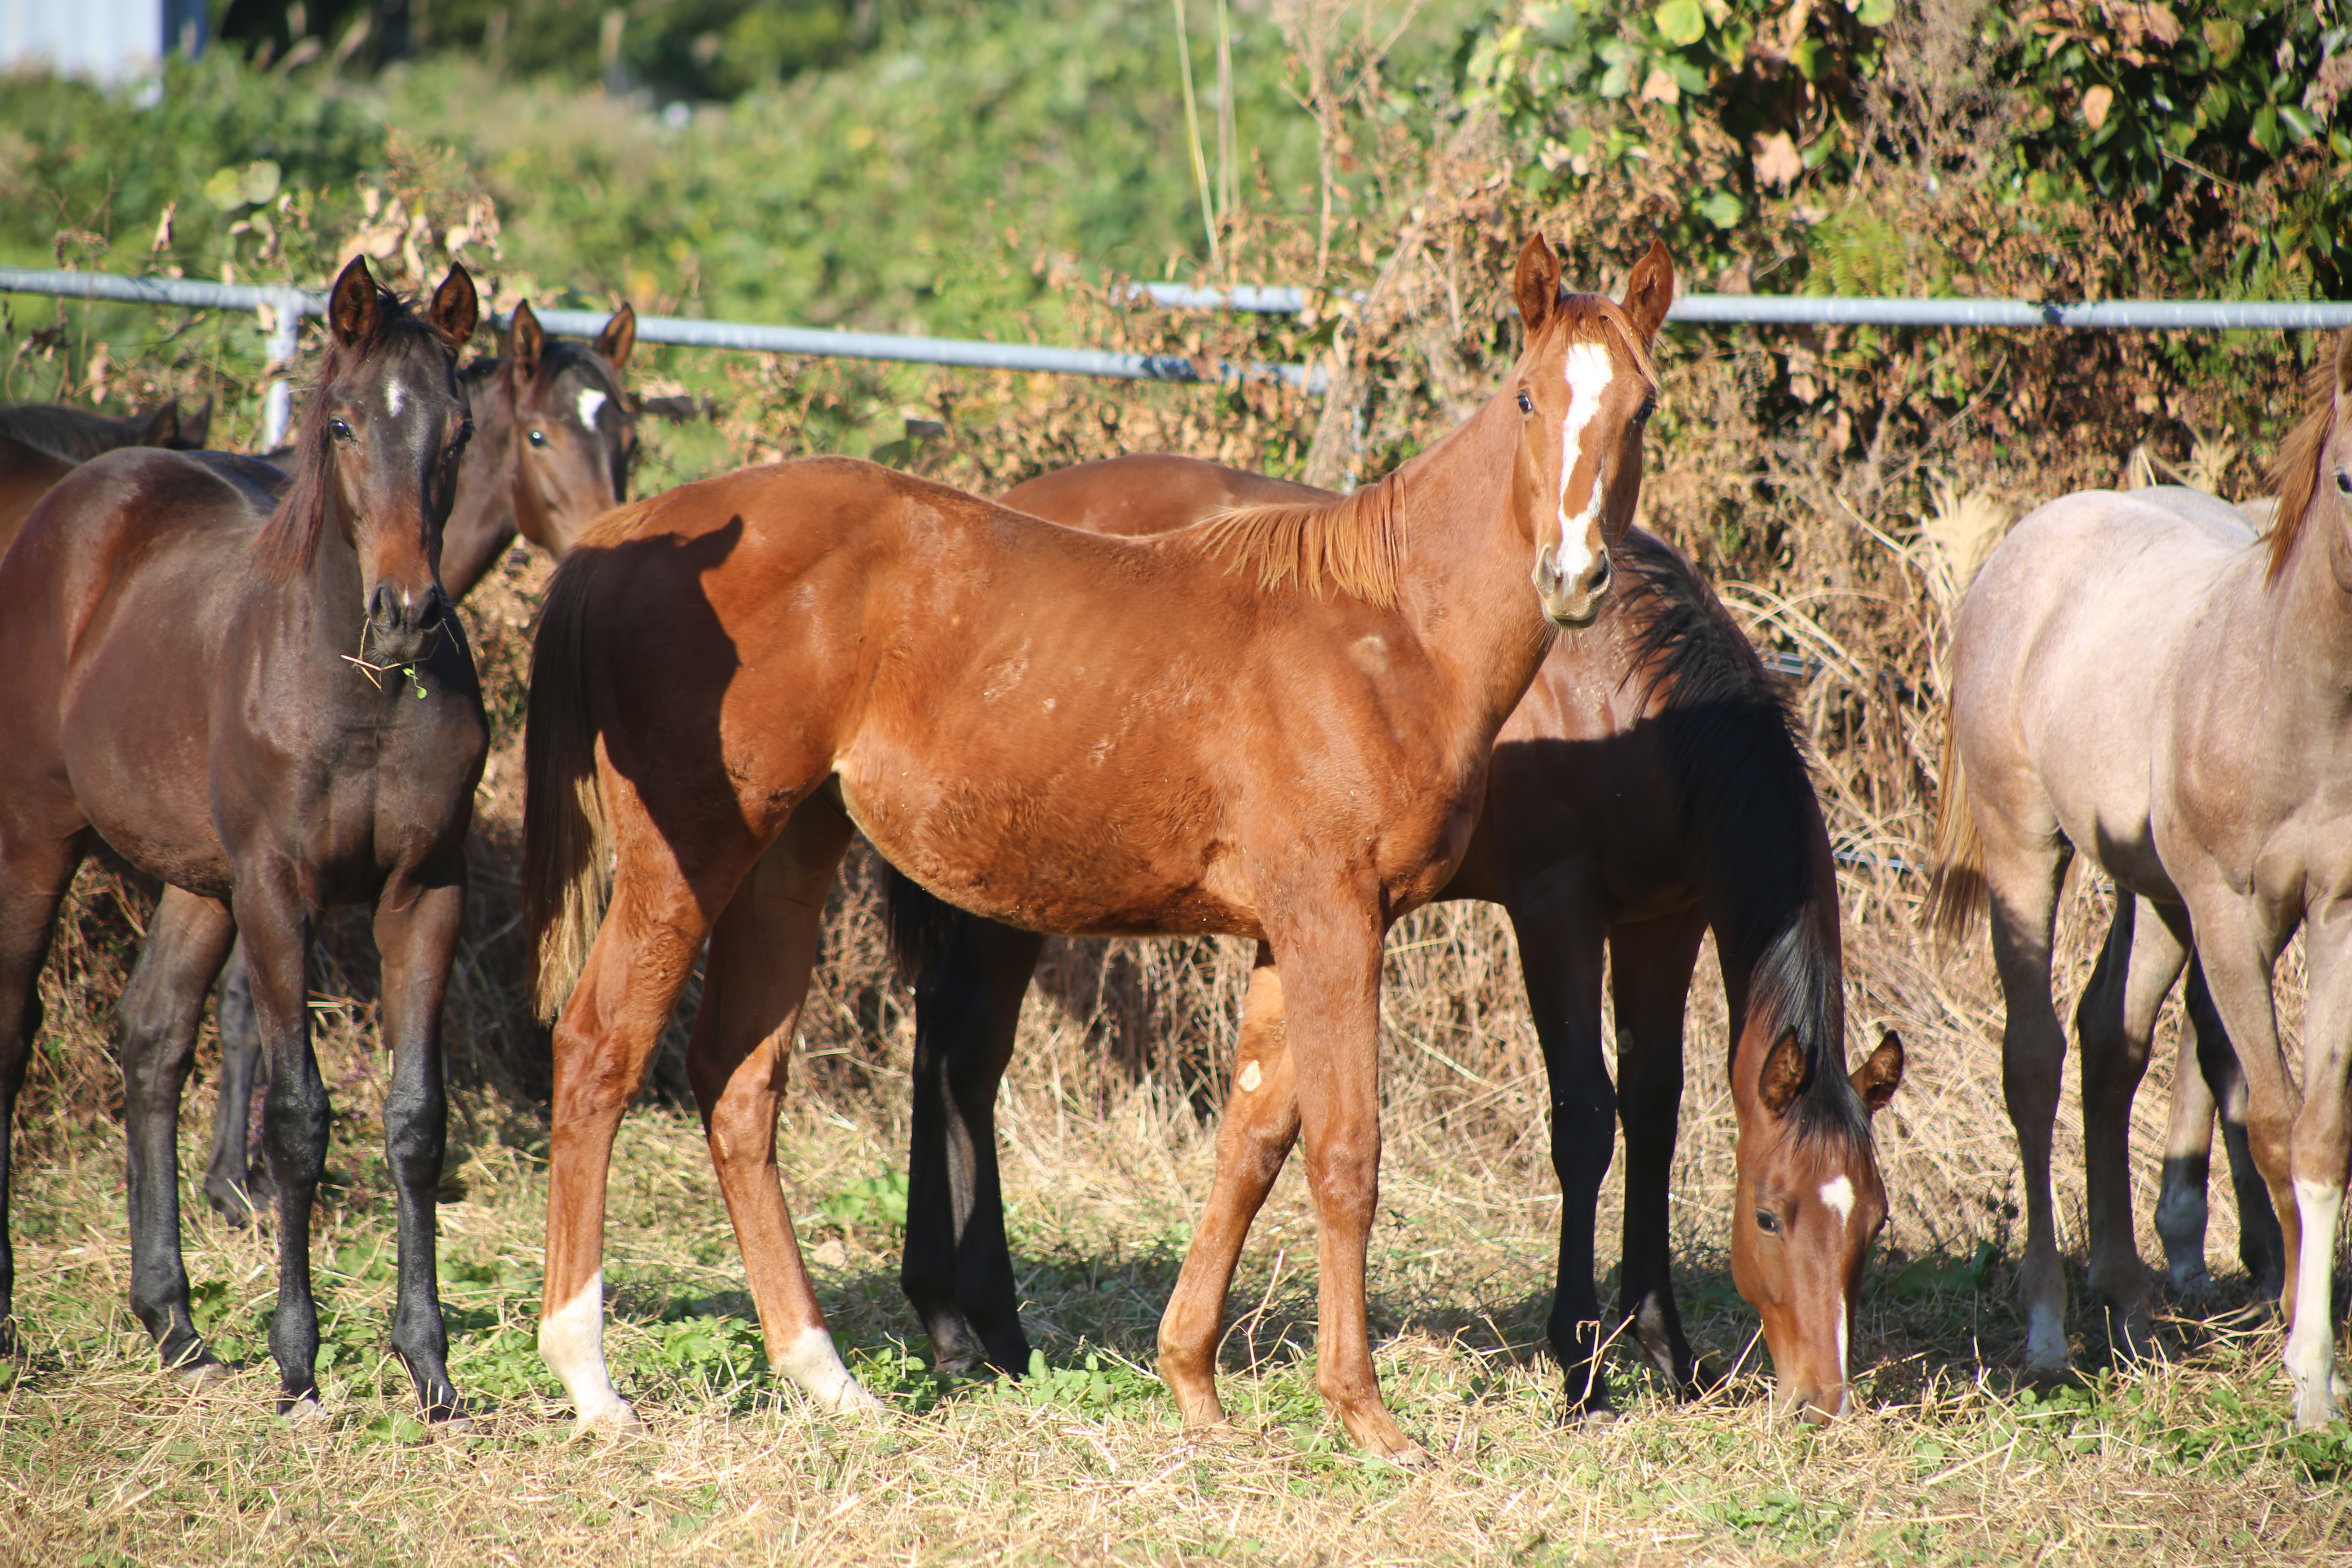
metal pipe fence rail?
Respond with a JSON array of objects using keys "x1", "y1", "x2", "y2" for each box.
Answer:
[{"x1": 5, "y1": 264, "x2": 2347, "y2": 449}]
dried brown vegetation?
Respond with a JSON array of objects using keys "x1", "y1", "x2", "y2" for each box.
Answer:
[{"x1": 9, "y1": 106, "x2": 2351, "y2": 1565}]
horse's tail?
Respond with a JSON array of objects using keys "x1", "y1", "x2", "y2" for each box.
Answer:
[
  {"x1": 880, "y1": 861, "x2": 962, "y2": 987},
  {"x1": 1922, "y1": 724, "x2": 1987, "y2": 945},
  {"x1": 524, "y1": 503, "x2": 652, "y2": 1019}
]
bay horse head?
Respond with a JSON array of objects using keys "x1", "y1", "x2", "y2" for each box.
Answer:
[
  {"x1": 508, "y1": 298, "x2": 638, "y2": 557},
  {"x1": 258, "y1": 254, "x2": 479, "y2": 664},
  {"x1": 1508, "y1": 232, "x2": 1672, "y2": 627},
  {"x1": 1733, "y1": 976, "x2": 1905, "y2": 1421}
]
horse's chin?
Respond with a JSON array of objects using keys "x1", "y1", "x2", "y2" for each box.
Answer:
[{"x1": 1542, "y1": 595, "x2": 1603, "y2": 630}]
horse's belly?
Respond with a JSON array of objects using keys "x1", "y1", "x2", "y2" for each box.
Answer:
[{"x1": 837, "y1": 771, "x2": 1257, "y2": 938}]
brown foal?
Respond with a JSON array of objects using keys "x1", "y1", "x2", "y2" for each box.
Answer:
[
  {"x1": 893, "y1": 455, "x2": 1902, "y2": 1425},
  {"x1": 523, "y1": 235, "x2": 1672, "y2": 1459}
]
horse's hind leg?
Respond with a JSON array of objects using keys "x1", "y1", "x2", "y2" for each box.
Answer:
[
  {"x1": 372, "y1": 858, "x2": 468, "y2": 1421},
  {"x1": 1978, "y1": 810, "x2": 2075, "y2": 1372},
  {"x1": 685, "y1": 792, "x2": 877, "y2": 1414},
  {"x1": 2075, "y1": 895, "x2": 2187, "y2": 1361},
  {"x1": 201, "y1": 939, "x2": 271, "y2": 1224},
  {"x1": 1607, "y1": 906, "x2": 1710, "y2": 1400},
  {"x1": 0, "y1": 826, "x2": 89, "y2": 1349},
  {"x1": 120, "y1": 887, "x2": 238, "y2": 1377},
  {"x1": 900, "y1": 911, "x2": 1045, "y2": 1376},
  {"x1": 1158, "y1": 946, "x2": 1301, "y2": 1430}
]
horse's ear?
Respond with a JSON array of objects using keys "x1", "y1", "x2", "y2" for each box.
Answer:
[
  {"x1": 510, "y1": 298, "x2": 544, "y2": 383},
  {"x1": 430, "y1": 263, "x2": 479, "y2": 353},
  {"x1": 180, "y1": 394, "x2": 213, "y2": 450},
  {"x1": 1620, "y1": 238, "x2": 1674, "y2": 343},
  {"x1": 595, "y1": 301, "x2": 636, "y2": 372},
  {"x1": 1514, "y1": 233, "x2": 1562, "y2": 337},
  {"x1": 1852, "y1": 1030, "x2": 1904, "y2": 1114},
  {"x1": 328, "y1": 255, "x2": 381, "y2": 347},
  {"x1": 145, "y1": 401, "x2": 181, "y2": 448},
  {"x1": 1758, "y1": 1028, "x2": 1809, "y2": 1117}
]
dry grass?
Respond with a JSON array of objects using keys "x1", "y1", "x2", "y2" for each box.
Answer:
[{"x1": 10, "y1": 160, "x2": 2352, "y2": 1566}]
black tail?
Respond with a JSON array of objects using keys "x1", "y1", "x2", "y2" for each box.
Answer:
[{"x1": 881, "y1": 861, "x2": 966, "y2": 987}]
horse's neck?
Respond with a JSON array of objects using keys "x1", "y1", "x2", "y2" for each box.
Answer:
[
  {"x1": 2273, "y1": 508, "x2": 2352, "y2": 705},
  {"x1": 447, "y1": 366, "x2": 521, "y2": 567},
  {"x1": 1390, "y1": 395, "x2": 1555, "y2": 737}
]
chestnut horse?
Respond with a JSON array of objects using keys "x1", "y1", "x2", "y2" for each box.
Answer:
[
  {"x1": 200, "y1": 298, "x2": 640, "y2": 1224},
  {"x1": 0, "y1": 258, "x2": 487, "y2": 1422},
  {"x1": 887, "y1": 454, "x2": 1903, "y2": 1423},
  {"x1": 523, "y1": 236, "x2": 1670, "y2": 1459},
  {"x1": 1928, "y1": 329, "x2": 2352, "y2": 1427}
]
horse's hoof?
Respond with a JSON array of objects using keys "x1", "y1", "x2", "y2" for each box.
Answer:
[
  {"x1": 571, "y1": 1401, "x2": 644, "y2": 1437},
  {"x1": 1375, "y1": 1439, "x2": 1431, "y2": 1469},
  {"x1": 277, "y1": 1392, "x2": 327, "y2": 1425},
  {"x1": 167, "y1": 1350, "x2": 232, "y2": 1387},
  {"x1": 1566, "y1": 1403, "x2": 1618, "y2": 1429},
  {"x1": 433, "y1": 1414, "x2": 481, "y2": 1439}
]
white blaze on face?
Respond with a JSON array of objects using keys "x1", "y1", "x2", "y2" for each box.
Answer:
[
  {"x1": 1818, "y1": 1174, "x2": 1857, "y2": 1399},
  {"x1": 1552, "y1": 341, "x2": 1620, "y2": 583},
  {"x1": 1818, "y1": 1174, "x2": 1855, "y2": 1229},
  {"x1": 576, "y1": 387, "x2": 608, "y2": 430},
  {"x1": 385, "y1": 379, "x2": 405, "y2": 416}
]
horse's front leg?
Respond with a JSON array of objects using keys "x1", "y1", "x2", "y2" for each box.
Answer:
[
  {"x1": 234, "y1": 869, "x2": 329, "y2": 1416},
  {"x1": 1272, "y1": 907, "x2": 1417, "y2": 1462},
  {"x1": 1158, "y1": 945, "x2": 1302, "y2": 1429},
  {"x1": 1498, "y1": 878, "x2": 1613, "y2": 1414},
  {"x1": 900, "y1": 911, "x2": 1045, "y2": 1377},
  {"x1": 1606, "y1": 905, "x2": 1710, "y2": 1400},
  {"x1": 373, "y1": 858, "x2": 468, "y2": 1422},
  {"x1": 2283, "y1": 916, "x2": 2352, "y2": 1428},
  {"x1": 118, "y1": 887, "x2": 237, "y2": 1378}
]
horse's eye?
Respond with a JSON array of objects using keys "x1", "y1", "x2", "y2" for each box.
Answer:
[
  {"x1": 1755, "y1": 1209, "x2": 1783, "y2": 1235},
  {"x1": 1517, "y1": 391, "x2": 1533, "y2": 415},
  {"x1": 2335, "y1": 468, "x2": 2350, "y2": 495},
  {"x1": 330, "y1": 418, "x2": 354, "y2": 442},
  {"x1": 1635, "y1": 396, "x2": 1657, "y2": 425},
  {"x1": 528, "y1": 429, "x2": 548, "y2": 448}
]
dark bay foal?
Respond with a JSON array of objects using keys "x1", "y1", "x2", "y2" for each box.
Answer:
[
  {"x1": 0, "y1": 258, "x2": 488, "y2": 1422},
  {"x1": 201, "y1": 298, "x2": 639, "y2": 1226}
]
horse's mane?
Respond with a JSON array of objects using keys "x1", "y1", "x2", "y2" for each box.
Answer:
[
  {"x1": 1193, "y1": 467, "x2": 1409, "y2": 608},
  {"x1": 2266, "y1": 359, "x2": 2343, "y2": 580},
  {"x1": 1190, "y1": 296, "x2": 1654, "y2": 609},
  {"x1": 1618, "y1": 532, "x2": 1868, "y2": 1148},
  {"x1": 0, "y1": 403, "x2": 151, "y2": 463},
  {"x1": 254, "y1": 287, "x2": 459, "y2": 581}
]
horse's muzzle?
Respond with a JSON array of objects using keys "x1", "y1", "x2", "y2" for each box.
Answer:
[
  {"x1": 365, "y1": 581, "x2": 449, "y2": 665},
  {"x1": 1535, "y1": 543, "x2": 1612, "y2": 628}
]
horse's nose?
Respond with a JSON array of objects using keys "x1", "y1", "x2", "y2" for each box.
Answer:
[
  {"x1": 1786, "y1": 1381, "x2": 1852, "y2": 1423},
  {"x1": 366, "y1": 582, "x2": 445, "y2": 662}
]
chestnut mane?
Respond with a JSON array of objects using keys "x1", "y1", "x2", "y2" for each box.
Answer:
[
  {"x1": 1194, "y1": 295, "x2": 1654, "y2": 608},
  {"x1": 2266, "y1": 360, "x2": 2344, "y2": 581}
]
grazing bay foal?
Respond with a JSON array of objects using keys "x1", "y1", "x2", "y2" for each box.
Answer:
[
  {"x1": 524, "y1": 235, "x2": 1671, "y2": 1459},
  {"x1": 202, "y1": 298, "x2": 639, "y2": 1225},
  {"x1": 891, "y1": 457, "x2": 1903, "y2": 1425},
  {"x1": 1930, "y1": 329, "x2": 2352, "y2": 1426},
  {"x1": 0, "y1": 258, "x2": 487, "y2": 1422}
]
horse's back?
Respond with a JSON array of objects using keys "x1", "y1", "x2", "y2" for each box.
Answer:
[
  {"x1": 1000, "y1": 454, "x2": 1332, "y2": 537},
  {"x1": 1952, "y1": 486, "x2": 2259, "y2": 888}
]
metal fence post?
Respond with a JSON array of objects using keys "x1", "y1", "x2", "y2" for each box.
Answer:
[{"x1": 261, "y1": 287, "x2": 305, "y2": 450}]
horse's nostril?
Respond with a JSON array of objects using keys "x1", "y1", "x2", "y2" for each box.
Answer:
[{"x1": 418, "y1": 592, "x2": 445, "y2": 629}]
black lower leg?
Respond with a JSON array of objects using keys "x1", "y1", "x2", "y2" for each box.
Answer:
[
  {"x1": 384, "y1": 1035, "x2": 458, "y2": 1418},
  {"x1": 203, "y1": 941, "x2": 272, "y2": 1223}
]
